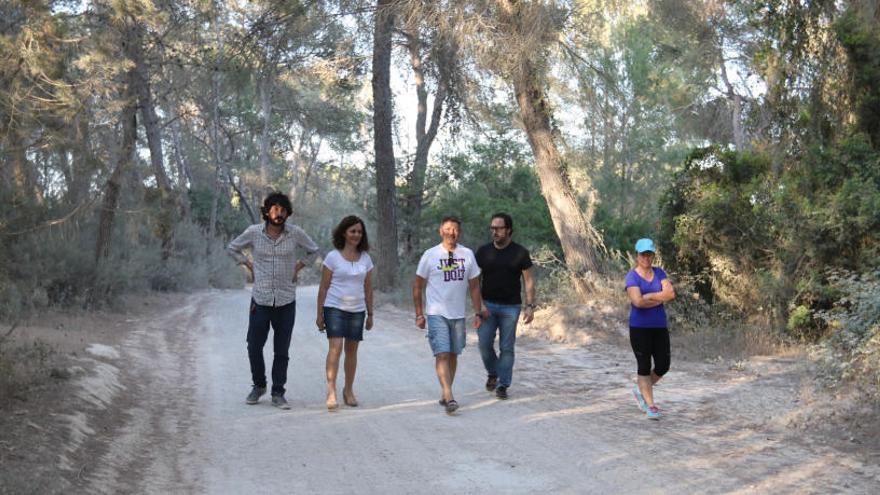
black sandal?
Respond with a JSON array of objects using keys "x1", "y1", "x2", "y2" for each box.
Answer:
[{"x1": 445, "y1": 399, "x2": 459, "y2": 414}]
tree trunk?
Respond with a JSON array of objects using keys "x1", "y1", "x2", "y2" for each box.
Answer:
[
  {"x1": 513, "y1": 63, "x2": 604, "y2": 296},
  {"x1": 402, "y1": 30, "x2": 446, "y2": 260},
  {"x1": 68, "y1": 112, "x2": 93, "y2": 207},
  {"x1": 167, "y1": 103, "x2": 192, "y2": 219},
  {"x1": 207, "y1": 165, "x2": 220, "y2": 256},
  {"x1": 6, "y1": 130, "x2": 42, "y2": 205},
  {"x1": 207, "y1": 71, "x2": 222, "y2": 258},
  {"x1": 495, "y1": 0, "x2": 603, "y2": 296},
  {"x1": 126, "y1": 21, "x2": 176, "y2": 258},
  {"x1": 371, "y1": 0, "x2": 400, "y2": 290},
  {"x1": 300, "y1": 136, "x2": 322, "y2": 200},
  {"x1": 129, "y1": 33, "x2": 172, "y2": 194},
  {"x1": 719, "y1": 55, "x2": 745, "y2": 150},
  {"x1": 96, "y1": 78, "x2": 138, "y2": 263},
  {"x1": 258, "y1": 72, "x2": 274, "y2": 192}
]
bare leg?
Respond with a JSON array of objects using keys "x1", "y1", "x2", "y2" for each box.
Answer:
[
  {"x1": 449, "y1": 353, "x2": 458, "y2": 387},
  {"x1": 639, "y1": 372, "x2": 663, "y2": 408},
  {"x1": 435, "y1": 353, "x2": 454, "y2": 402},
  {"x1": 638, "y1": 375, "x2": 653, "y2": 407},
  {"x1": 342, "y1": 339, "x2": 360, "y2": 406},
  {"x1": 325, "y1": 338, "x2": 343, "y2": 408}
]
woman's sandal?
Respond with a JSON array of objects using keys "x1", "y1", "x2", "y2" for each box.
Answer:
[
  {"x1": 343, "y1": 388, "x2": 358, "y2": 407},
  {"x1": 444, "y1": 399, "x2": 459, "y2": 414}
]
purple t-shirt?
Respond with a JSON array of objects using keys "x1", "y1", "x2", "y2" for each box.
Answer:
[{"x1": 625, "y1": 267, "x2": 668, "y2": 328}]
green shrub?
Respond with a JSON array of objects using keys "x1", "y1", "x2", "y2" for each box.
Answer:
[
  {"x1": 658, "y1": 138, "x2": 880, "y2": 336},
  {"x1": 0, "y1": 213, "x2": 243, "y2": 320},
  {"x1": 787, "y1": 305, "x2": 813, "y2": 336},
  {"x1": 813, "y1": 270, "x2": 880, "y2": 402}
]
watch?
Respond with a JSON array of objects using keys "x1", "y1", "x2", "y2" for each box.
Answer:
[{"x1": 525, "y1": 303, "x2": 535, "y2": 309}]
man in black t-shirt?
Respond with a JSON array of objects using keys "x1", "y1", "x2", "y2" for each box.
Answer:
[{"x1": 475, "y1": 213, "x2": 535, "y2": 400}]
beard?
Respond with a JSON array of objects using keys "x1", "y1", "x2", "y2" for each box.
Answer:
[{"x1": 269, "y1": 214, "x2": 286, "y2": 225}]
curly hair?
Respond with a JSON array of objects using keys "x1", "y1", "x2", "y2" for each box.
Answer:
[
  {"x1": 260, "y1": 192, "x2": 293, "y2": 222},
  {"x1": 332, "y1": 215, "x2": 369, "y2": 251}
]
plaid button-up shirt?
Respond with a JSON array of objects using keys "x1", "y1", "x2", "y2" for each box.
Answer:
[{"x1": 227, "y1": 222, "x2": 319, "y2": 307}]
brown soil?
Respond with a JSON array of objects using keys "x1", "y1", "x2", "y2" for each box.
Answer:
[
  {"x1": 2, "y1": 292, "x2": 878, "y2": 493},
  {"x1": 0, "y1": 293, "x2": 179, "y2": 494}
]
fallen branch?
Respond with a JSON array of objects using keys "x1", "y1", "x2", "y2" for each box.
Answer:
[{"x1": 3, "y1": 321, "x2": 18, "y2": 340}]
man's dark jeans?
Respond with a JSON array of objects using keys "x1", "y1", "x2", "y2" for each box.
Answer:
[{"x1": 247, "y1": 299, "x2": 296, "y2": 396}]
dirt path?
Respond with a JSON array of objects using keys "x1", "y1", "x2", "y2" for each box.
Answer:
[{"x1": 56, "y1": 287, "x2": 879, "y2": 493}]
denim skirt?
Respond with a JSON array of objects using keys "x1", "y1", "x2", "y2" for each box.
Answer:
[{"x1": 323, "y1": 306, "x2": 366, "y2": 341}]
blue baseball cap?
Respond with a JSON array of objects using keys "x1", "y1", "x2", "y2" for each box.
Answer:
[{"x1": 635, "y1": 238, "x2": 656, "y2": 253}]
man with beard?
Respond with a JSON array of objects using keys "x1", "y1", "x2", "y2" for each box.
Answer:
[
  {"x1": 475, "y1": 213, "x2": 535, "y2": 400},
  {"x1": 413, "y1": 216, "x2": 484, "y2": 414},
  {"x1": 228, "y1": 192, "x2": 319, "y2": 409}
]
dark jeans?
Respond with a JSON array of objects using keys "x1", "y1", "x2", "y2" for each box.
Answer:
[
  {"x1": 477, "y1": 301, "x2": 521, "y2": 388},
  {"x1": 247, "y1": 299, "x2": 296, "y2": 396}
]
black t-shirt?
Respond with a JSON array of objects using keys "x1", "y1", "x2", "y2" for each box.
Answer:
[{"x1": 475, "y1": 241, "x2": 533, "y2": 305}]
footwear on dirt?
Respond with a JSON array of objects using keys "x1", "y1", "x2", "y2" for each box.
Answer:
[
  {"x1": 485, "y1": 375, "x2": 498, "y2": 391},
  {"x1": 271, "y1": 395, "x2": 291, "y2": 409},
  {"x1": 246, "y1": 386, "x2": 267, "y2": 405},
  {"x1": 632, "y1": 385, "x2": 647, "y2": 412}
]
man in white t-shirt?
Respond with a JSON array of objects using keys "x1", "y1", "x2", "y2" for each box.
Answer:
[{"x1": 413, "y1": 216, "x2": 484, "y2": 414}]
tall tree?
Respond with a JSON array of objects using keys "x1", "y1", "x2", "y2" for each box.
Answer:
[
  {"x1": 399, "y1": 27, "x2": 449, "y2": 259},
  {"x1": 372, "y1": 0, "x2": 400, "y2": 290},
  {"x1": 96, "y1": 73, "x2": 138, "y2": 263},
  {"x1": 493, "y1": 0, "x2": 604, "y2": 295}
]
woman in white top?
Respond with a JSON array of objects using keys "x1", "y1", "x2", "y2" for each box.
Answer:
[{"x1": 316, "y1": 216, "x2": 374, "y2": 411}]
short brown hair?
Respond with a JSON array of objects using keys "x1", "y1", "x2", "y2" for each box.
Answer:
[
  {"x1": 440, "y1": 215, "x2": 461, "y2": 226},
  {"x1": 332, "y1": 215, "x2": 369, "y2": 251}
]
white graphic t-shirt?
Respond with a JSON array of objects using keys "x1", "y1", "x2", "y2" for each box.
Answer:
[
  {"x1": 416, "y1": 243, "x2": 481, "y2": 319},
  {"x1": 323, "y1": 250, "x2": 374, "y2": 312}
]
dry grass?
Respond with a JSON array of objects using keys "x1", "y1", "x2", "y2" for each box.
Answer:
[{"x1": 672, "y1": 320, "x2": 800, "y2": 363}]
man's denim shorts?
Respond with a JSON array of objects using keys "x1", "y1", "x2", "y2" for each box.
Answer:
[
  {"x1": 323, "y1": 306, "x2": 365, "y2": 341},
  {"x1": 426, "y1": 315, "x2": 466, "y2": 355}
]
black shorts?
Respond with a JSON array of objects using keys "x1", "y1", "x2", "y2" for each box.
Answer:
[{"x1": 629, "y1": 327, "x2": 670, "y2": 377}]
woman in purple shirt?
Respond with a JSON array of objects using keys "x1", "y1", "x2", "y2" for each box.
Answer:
[{"x1": 625, "y1": 238, "x2": 676, "y2": 420}]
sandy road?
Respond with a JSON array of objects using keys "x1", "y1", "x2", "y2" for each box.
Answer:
[{"x1": 70, "y1": 286, "x2": 879, "y2": 494}]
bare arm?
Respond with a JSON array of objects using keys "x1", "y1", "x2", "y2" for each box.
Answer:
[
  {"x1": 364, "y1": 269, "x2": 374, "y2": 330},
  {"x1": 413, "y1": 275, "x2": 427, "y2": 329},
  {"x1": 627, "y1": 286, "x2": 663, "y2": 308},
  {"x1": 468, "y1": 276, "x2": 484, "y2": 328},
  {"x1": 643, "y1": 279, "x2": 676, "y2": 303},
  {"x1": 315, "y1": 266, "x2": 333, "y2": 331},
  {"x1": 522, "y1": 267, "x2": 536, "y2": 324}
]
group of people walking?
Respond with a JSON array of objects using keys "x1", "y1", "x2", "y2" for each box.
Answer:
[{"x1": 228, "y1": 192, "x2": 674, "y2": 419}]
